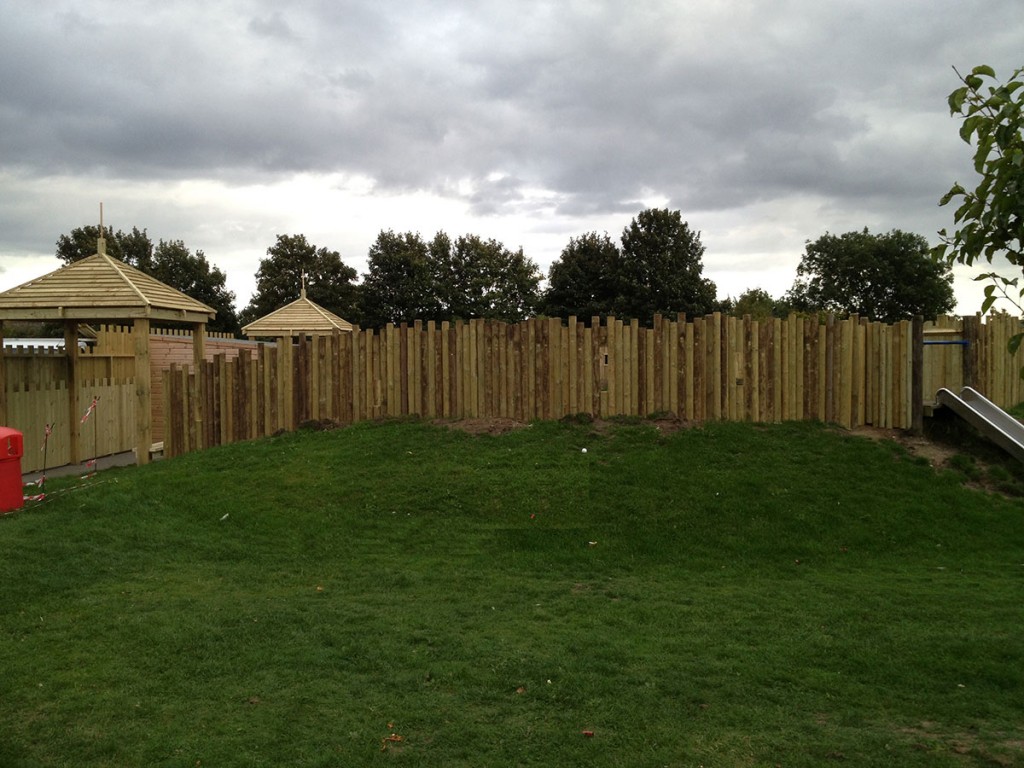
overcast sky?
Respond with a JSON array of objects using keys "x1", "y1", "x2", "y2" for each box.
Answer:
[{"x1": 1, "y1": 0, "x2": 1021, "y2": 316}]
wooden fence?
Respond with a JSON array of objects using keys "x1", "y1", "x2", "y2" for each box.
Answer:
[
  {"x1": 161, "y1": 313, "x2": 1024, "y2": 459},
  {"x1": 5, "y1": 313, "x2": 1022, "y2": 469},
  {"x1": 2, "y1": 326, "x2": 257, "y2": 472},
  {"x1": 3, "y1": 332, "x2": 136, "y2": 472}
]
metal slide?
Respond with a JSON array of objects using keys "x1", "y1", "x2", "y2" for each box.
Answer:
[{"x1": 935, "y1": 386, "x2": 1024, "y2": 464}]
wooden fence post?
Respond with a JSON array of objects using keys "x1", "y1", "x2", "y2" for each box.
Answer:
[
  {"x1": 911, "y1": 316, "x2": 924, "y2": 434},
  {"x1": 134, "y1": 318, "x2": 152, "y2": 465},
  {"x1": 962, "y1": 314, "x2": 979, "y2": 389}
]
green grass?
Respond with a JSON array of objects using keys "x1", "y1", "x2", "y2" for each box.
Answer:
[
  {"x1": 1, "y1": 419, "x2": 1022, "y2": 767},
  {"x1": 926, "y1": 406, "x2": 1024, "y2": 496}
]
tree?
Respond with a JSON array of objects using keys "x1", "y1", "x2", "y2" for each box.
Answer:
[
  {"x1": 431, "y1": 233, "x2": 541, "y2": 322},
  {"x1": 787, "y1": 228, "x2": 955, "y2": 323},
  {"x1": 617, "y1": 208, "x2": 717, "y2": 321},
  {"x1": 360, "y1": 230, "x2": 440, "y2": 328},
  {"x1": 55, "y1": 224, "x2": 238, "y2": 331},
  {"x1": 56, "y1": 225, "x2": 154, "y2": 270},
  {"x1": 240, "y1": 234, "x2": 359, "y2": 327},
  {"x1": 727, "y1": 288, "x2": 790, "y2": 320},
  {"x1": 934, "y1": 64, "x2": 1024, "y2": 320},
  {"x1": 540, "y1": 232, "x2": 621, "y2": 319},
  {"x1": 151, "y1": 240, "x2": 239, "y2": 334}
]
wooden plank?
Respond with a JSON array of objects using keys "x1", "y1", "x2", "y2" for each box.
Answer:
[
  {"x1": 582, "y1": 323, "x2": 593, "y2": 417},
  {"x1": 567, "y1": 316, "x2": 578, "y2": 414},
  {"x1": 911, "y1": 317, "x2": 924, "y2": 433},
  {"x1": 854, "y1": 318, "x2": 866, "y2": 426},
  {"x1": 725, "y1": 316, "x2": 738, "y2": 421},
  {"x1": 680, "y1": 316, "x2": 692, "y2": 422},
  {"x1": 709, "y1": 313, "x2": 721, "y2": 420},
  {"x1": 692, "y1": 316, "x2": 705, "y2": 422},
  {"x1": 134, "y1": 318, "x2": 151, "y2": 464},
  {"x1": 628, "y1": 320, "x2": 639, "y2": 417},
  {"x1": 747, "y1": 316, "x2": 759, "y2": 422},
  {"x1": 64, "y1": 322, "x2": 81, "y2": 464},
  {"x1": 613, "y1": 319, "x2": 625, "y2": 416},
  {"x1": 440, "y1": 322, "x2": 450, "y2": 418},
  {"x1": 606, "y1": 318, "x2": 618, "y2": 416},
  {"x1": 425, "y1": 321, "x2": 437, "y2": 418},
  {"x1": 412, "y1": 320, "x2": 423, "y2": 417}
]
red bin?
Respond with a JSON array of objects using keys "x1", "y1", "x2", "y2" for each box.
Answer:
[{"x1": 0, "y1": 427, "x2": 24, "y2": 513}]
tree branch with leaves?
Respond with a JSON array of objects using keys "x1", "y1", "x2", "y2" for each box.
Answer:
[{"x1": 934, "y1": 64, "x2": 1024, "y2": 325}]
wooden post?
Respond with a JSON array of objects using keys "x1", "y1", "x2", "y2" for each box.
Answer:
[
  {"x1": 911, "y1": 316, "x2": 924, "y2": 434},
  {"x1": 0, "y1": 321, "x2": 6, "y2": 425},
  {"x1": 962, "y1": 314, "x2": 978, "y2": 389},
  {"x1": 134, "y1": 318, "x2": 152, "y2": 465},
  {"x1": 65, "y1": 321, "x2": 81, "y2": 464},
  {"x1": 192, "y1": 322, "x2": 205, "y2": 450}
]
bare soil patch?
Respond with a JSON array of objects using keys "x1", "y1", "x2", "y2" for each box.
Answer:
[
  {"x1": 433, "y1": 413, "x2": 697, "y2": 437},
  {"x1": 850, "y1": 426, "x2": 959, "y2": 468},
  {"x1": 431, "y1": 417, "x2": 530, "y2": 436}
]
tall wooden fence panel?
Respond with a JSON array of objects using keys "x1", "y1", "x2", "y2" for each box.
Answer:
[
  {"x1": 920, "y1": 314, "x2": 1024, "y2": 407},
  {"x1": 145, "y1": 329, "x2": 264, "y2": 442},
  {"x1": 3, "y1": 340, "x2": 136, "y2": 472},
  {"x1": 163, "y1": 313, "x2": 992, "y2": 458}
]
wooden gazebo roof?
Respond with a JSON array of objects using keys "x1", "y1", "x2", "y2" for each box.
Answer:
[
  {"x1": 242, "y1": 288, "x2": 352, "y2": 337},
  {"x1": 0, "y1": 248, "x2": 215, "y2": 323}
]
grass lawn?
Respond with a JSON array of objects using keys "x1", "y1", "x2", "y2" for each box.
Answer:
[{"x1": 1, "y1": 418, "x2": 1022, "y2": 767}]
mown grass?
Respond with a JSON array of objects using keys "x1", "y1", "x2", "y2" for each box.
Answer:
[{"x1": 1, "y1": 419, "x2": 1022, "y2": 767}]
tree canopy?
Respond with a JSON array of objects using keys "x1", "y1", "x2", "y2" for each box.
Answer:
[
  {"x1": 55, "y1": 224, "x2": 238, "y2": 332},
  {"x1": 787, "y1": 228, "x2": 955, "y2": 323},
  {"x1": 618, "y1": 208, "x2": 718, "y2": 320},
  {"x1": 432, "y1": 234, "x2": 541, "y2": 323},
  {"x1": 539, "y1": 209, "x2": 717, "y2": 323},
  {"x1": 151, "y1": 240, "x2": 239, "y2": 334},
  {"x1": 240, "y1": 234, "x2": 359, "y2": 328},
  {"x1": 540, "y1": 232, "x2": 621, "y2": 319},
  {"x1": 360, "y1": 231, "x2": 440, "y2": 328},
  {"x1": 56, "y1": 225, "x2": 154, "y2": 271},
  {"x1": 357, "y1": 230, "x2": 541, "y2": 327},
  {"x1": 934, "y1": 64, "x2": 1024, "y2": 318},
  {"x1": 724, "y1": 288, "x2": 790, "y2": 320}
]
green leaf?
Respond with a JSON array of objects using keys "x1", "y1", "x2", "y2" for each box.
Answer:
[
  {"x1": 959, "y1": 115, "x2": 981, "y2": 142},
  {"x1": 974, "y1": 136, "x2": 995, "y2": 173},
  {"x1": 971, "y1": 64, "x2": 996, "y2": 78},
  {"x1": 1008, "y1": 332, "x2": 1024, "y2": 355},
  {"x1": 948, "y1": 86, "x2": 970, "y2": 113},
  {"x1": 938, "y1": 184, "x2": 966, "y2": 205},
  {"x1": 966, "y1": 74, "x2": 984, "y2": 90}
]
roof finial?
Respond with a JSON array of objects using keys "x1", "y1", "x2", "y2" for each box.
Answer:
[
  {"x1": 97, "y1": 202, "x2": 107, "y2": 256},
  {"x1": 300, "y1": 271, "x2": 307, "y2": 299}
]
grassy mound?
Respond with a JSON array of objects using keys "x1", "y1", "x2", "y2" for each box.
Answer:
[{"x1": 1, "y1": 420, "x2": 1021, "y2": 767}]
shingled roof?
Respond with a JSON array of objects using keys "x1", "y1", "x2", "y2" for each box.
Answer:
[
  {"x1": 242, "y1": 288, "x2": 353, "y2": 338},
  {"x1": 0, "y1": 243, "x2": 216, "y2": 323}
]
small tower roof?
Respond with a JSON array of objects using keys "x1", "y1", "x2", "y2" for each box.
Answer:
[{"x1": 242, "y1": 289, "x2": 353, "y2": 337}]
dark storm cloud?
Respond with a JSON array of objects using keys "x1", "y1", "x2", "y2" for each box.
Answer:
[
  {"x1": 3, "y1": 0, "x2": 1015, "y2": 214},
  {"x1": 1, "y1": 0, "x2": 1022, "y2": 306}
]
